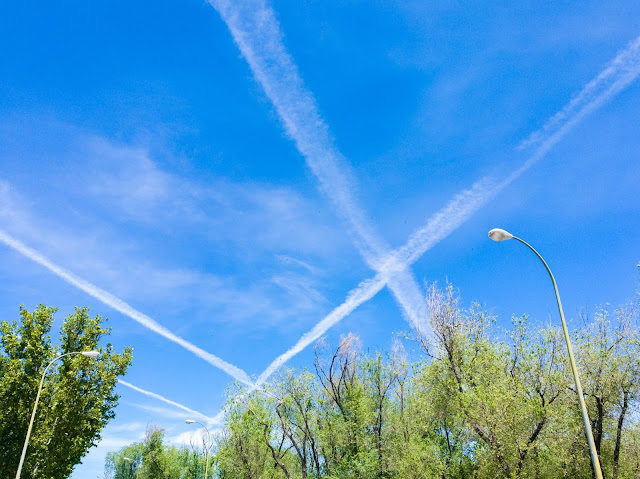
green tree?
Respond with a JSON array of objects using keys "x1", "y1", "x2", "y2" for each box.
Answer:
[
  {"x1": 0, "y1": 304, "x2": 133, "y2": 478},
  {"x1": 575, "y1": 303, "x2": 640, "y2": 479},
  {"x1": 104, "y1": 442, "x2": 144, "y2": 479},
  {"x1": 215, "y1": 395, "x2": 283, "y2": 479},
  {"x1": 416, "y1": 284, "x2": 581, "y2": 478},
  {"x1": 105, "y1": 425, "x2": 208, "y2": 479}
]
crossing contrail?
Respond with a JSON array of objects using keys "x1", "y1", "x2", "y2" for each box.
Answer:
[
  {"x1": 119, "y1": 379, "x2": 217, "y2": 424},
  {"x1": 254, "y1": 180, "x2": 492, "y2": 386},
  {"x1": 207, "y1": 0, "x2": 429, "y2": 332},
  {"x1": 0, "y1": 229, "x2": 253, "y2": 387},
  {"x1": 251, "y1": 32, "x2": 640, "y2": 388}
]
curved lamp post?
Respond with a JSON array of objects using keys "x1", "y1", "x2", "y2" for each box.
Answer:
[
  {"x1": 488, "y1": 228, "x2": 603, "y2": 479},
  {"x1": 186, "y1": 420, "x2": 211, "y2": 479},
  {"x1": 15, "y1": 350, "x2": 100, "y2": 479}
]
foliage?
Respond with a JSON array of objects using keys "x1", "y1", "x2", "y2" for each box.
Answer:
[
  {"x1": 212, "y1": 282, "x2": 640, "y2": 479},
  {"x1": 105, "y1": 425, "x2": 208, "y2": 479},
  {"x1": 0, "y1": 304, "x2": 132, "y2": 478},
  {"x1": 107, "y1": 275, "x2": 640, "y2": 478}
]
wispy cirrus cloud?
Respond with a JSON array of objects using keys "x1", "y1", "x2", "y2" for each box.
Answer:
[
  {"x1": 74, "y1": 135, "x2": 347, "y2": 258},
  {"x1": 168, "y1": 427, "x2": 219, "y2": 448},
  {"x1": 0, "y1": 131, "x2": 339, "y2": 331},
  {"x1": 126, "y1": 404, "x2": 209, "y2": 423}
]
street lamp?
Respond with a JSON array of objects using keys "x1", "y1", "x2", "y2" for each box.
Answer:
[
  {"x1": 185, "y1": 419, "x2": 211, "y2": 479},
  {"x1": 488, "y1": 228, "x2": 603, "y2": 479},
  {"x1": 15, "y1": 350, "x2": 100, "y2": 479}
]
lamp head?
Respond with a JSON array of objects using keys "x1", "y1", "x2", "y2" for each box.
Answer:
[
  {"x1": 185, "y1": 419, "x2": 195, "y2": 424},
  {"x1": 81, "y1": 351, "x2": 100, "y2": 359},
  {"x1": 488, "y1": 228, "x2": 514, "y2": 242},
  {"x1": 123, "y1": 457, "x2": 132, "y2": 462}
]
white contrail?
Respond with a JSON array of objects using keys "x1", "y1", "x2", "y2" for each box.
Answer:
[
  {"x1": 256, "y1": 275, "x2": 387, "y2": 384},
  {"x1": 251, "y1": 32, "x2": 640, "y2": 388},
  {"x1": 518, "y1": 35, "x2": 640, "y2": 151},
  {"x1": 210, "y1": 275, "x2": 388, "y2": 420},
  {"x1": 253, "y1": 179, "x2": 492, "y2": 386},
  {"x1": 0, "y1": 229, "x2": 253, "y2": 387},
  {"x1": 207, "y1": 0, "x2": 428, "y2": 332},
  {"x1": 119, "y1": 380, "x2": 217, "y2": 424},
  {"x1": 375, "y1": 33, "x2": 640, "y2": 272}
]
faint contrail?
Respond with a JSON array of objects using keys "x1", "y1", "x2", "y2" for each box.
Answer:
[
  {"x1": 518, "y1": 35, "x2": 640, "y2": 151},
  {"x1": 252, "y1": 32, "x2": 640, "y2": 387},
  {"x1": 0, "y1": 229, "x2": 253, "y2": 387},
  {"x1": 207, "y1": 0, "x2": 428, "y2": 332},
  {"x1": 119, "y1": 380, "x2": 217, "y2": 424}
]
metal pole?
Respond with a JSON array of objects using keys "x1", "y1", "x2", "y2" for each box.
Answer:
[
  {"x1": 190, "y1": 421, "x2": 211, "y2": 479},
  {"x1": 512, "y1": 236, "x2": 603, "y2": 479},
  {"x1": 15, "y1": 351, "x2": 82, "y2": 479}
]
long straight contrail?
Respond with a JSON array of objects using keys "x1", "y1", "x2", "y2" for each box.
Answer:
[
  {"x1": 119, "y1": 379, "x2": 217, "y2": 424},
  {"x1": 0, "y1": 229, "x2": 253, "y2": 387},
  {"x1": 256, "y1": 275, "x2": 387, "y2": 384},
  {"x1": 207, "y1": 0, "x2": 428, "y2": 332},
  {"x1": 251, "y1": 33, "x2": 640, "y2": 388}
]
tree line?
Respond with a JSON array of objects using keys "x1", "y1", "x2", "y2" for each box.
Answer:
[
  {"x1": 105, "y1": 425, "x2": 208, "y2": 479},
  {"x1": 107, "y1": 282, "x2": 640, "y2": 479}
]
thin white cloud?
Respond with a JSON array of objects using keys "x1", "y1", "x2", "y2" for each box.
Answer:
[
  {"x1": 94, "y1": 435, "x2": 144, "y2": 451},
  {"x1": 83, "y1": 137, "x2": 173, "y2": 218},
  {"x1": 126, "y1": 403, "x2": 209, "y2": 422},
  {"x1": 105, "y1": 421, "x2": 149, "y2": 434},
  {"x1": 207, "y1": 0, "x2": 429, "y2": 333},
  {"x1": 0, "y1": 229, "x2": 253, "y2": 387},
  {"x1": 119, "y1": 380, "x2": 217, "y2": 424},
  {"x1": 1, "y1": 151, "x2": 338, "y2": 333},
  {"x1": 168, "y1": 427, "x2": 219, "y2": 448},
  {"x1": 271, "y1": 274, "x2": 328, "y2": 305},
  {"x1": 274, "y1": 254, "x2": 320, "y2": 274},
  {"x1": 75, "y1": 136, "x2": 347, "y2": 259}
]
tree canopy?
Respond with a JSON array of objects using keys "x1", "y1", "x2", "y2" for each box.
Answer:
[
  {"x1": 106, "y1": 279, "x2": 640, "y2": 479},
  {"x1": 105, "y1": 425, "x2": 208, "y2": 479},
  {"x1": 0, "y1": 304, "x2": 133, "y2": 478},
  {"x1": 215, "y1": 284, "x2": 640, "y2": 478}
]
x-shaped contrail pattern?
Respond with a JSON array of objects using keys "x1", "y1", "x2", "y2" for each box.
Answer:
[{"x1": 1, "y1": 1, "x2": 640, "y2": 426}]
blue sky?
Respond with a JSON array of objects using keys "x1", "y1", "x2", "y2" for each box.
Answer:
[{"x1": 1, "y1": 1, "x2": 640, "y2": 477}]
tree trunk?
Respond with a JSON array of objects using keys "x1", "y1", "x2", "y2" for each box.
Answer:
[
  {"x1": 612, "y1": 391, "x2": 628, "y2": 479},
  {"x1": 594, "y1": 397, "x2": 604, "y2": 456}
]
